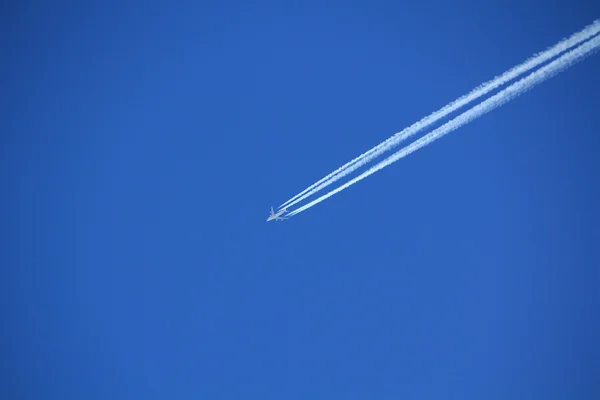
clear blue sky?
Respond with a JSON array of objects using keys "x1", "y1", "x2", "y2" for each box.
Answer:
[{"x1": 3, "y1": 1, "x2": 600, "y2": 398}]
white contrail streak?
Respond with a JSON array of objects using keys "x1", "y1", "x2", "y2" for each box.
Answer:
[
  {"x1": 288, "y1": 35, "x2": 600, "y2": 217},
  {"x1": 279, "y1": 20, "x2": 600, "y2": 210}
]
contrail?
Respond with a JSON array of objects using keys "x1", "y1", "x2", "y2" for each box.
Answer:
[
  {"x1": 288, "y1": 34, "x2": 600, "y2": 217},
  {"x1": 279, "y1": 20, "x2": 600, "y2": 210}
]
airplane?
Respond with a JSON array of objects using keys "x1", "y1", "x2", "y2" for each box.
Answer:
[{"x1": 267, "y1": 206, "x2": 288, "y2": 222}]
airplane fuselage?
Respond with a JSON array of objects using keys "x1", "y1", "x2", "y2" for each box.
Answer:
[{"x1": 267, "y1": 207, "x2": 288, "y2": 221}]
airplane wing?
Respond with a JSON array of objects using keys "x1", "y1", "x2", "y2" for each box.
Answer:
[{"x1": 270, "y1": 206, "x2": 274, "y2": 215}]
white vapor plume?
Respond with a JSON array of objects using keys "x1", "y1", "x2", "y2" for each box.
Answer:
[
  {"x1": 279, "y1": 20, "x2": 600, "y2": 210},
  {"x1": 288, "y1": 35, "x2": 600, "y2": 217}
]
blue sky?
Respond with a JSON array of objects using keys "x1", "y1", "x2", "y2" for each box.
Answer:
[{"x1": 3, "y1": 1, "x2": 600, "y2": 398}]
